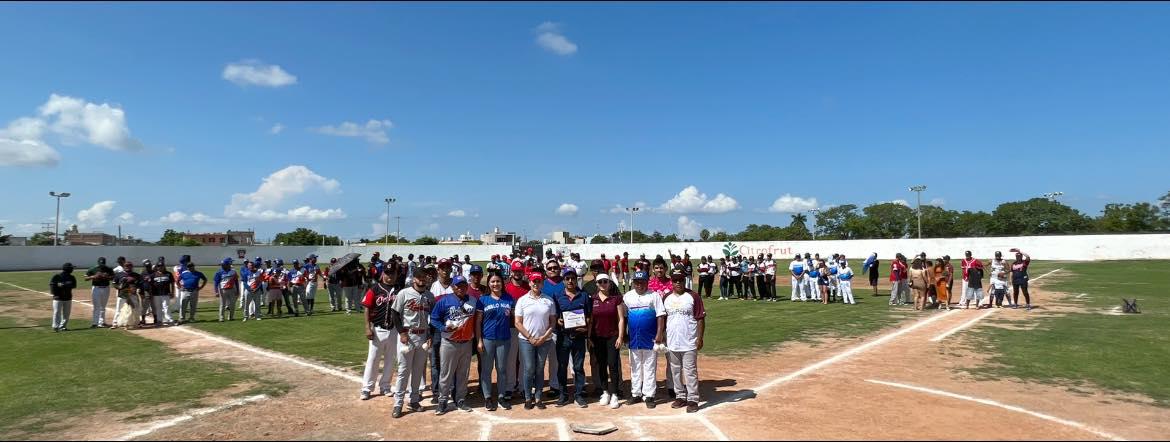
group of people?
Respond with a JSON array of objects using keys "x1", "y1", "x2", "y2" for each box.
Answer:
[
  {"x1": 357, "y1": 251, "x2": 707, "y2": 418},
  {"x1": 882, "y1": 248, "x2": 1034, "y2": 310}
]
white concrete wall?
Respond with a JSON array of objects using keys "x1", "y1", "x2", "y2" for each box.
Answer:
[
  {"x1": 0, "y1": 245, "x2": 513, "y2": 271},
  {"x1": 551, "y1": 234, "x2": 1170, "y2": 262}
]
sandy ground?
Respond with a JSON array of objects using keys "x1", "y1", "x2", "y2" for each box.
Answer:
[{"x1": 4, "y1": 273, "x2": 1169, "y2": 441}]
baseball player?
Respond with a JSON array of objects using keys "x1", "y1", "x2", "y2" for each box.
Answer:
[
  {"x1": 146, "y1": 264, "x2": 175, "y2": 326},
  {"x1": 838, "y1": 262, "x2": 856, "y2": 305},
  {"x1": 303, "y1": 255, "x2": 320, "y2": 315},
  {"x1": 84, "y1": 257, "x2": 114, "y2": 328},
  {"x1": 241, "y1": 260, "x2": 263, "y2": 321},
  {"x1": 361, "y1": 264, "x2": 400, "y2": 401},
  {"x1": 390, "y1": 266, "x2": 436, "y2": 419},
  {"x1": 664, "y1": 268, "x2": 705, "y2": 413},
  {"x1": 50, "y1": 262, "x2": 77, "y2": 332},
  {"x1": 289, "y1": 260, "x2": 307, "y2": 316},
  {"x1": 213, "y1": 258, "x2": 240, "y2": 322},
  {"x1": 789, "y1": 254, "x2": 806, "y2": 301},
  {"x1": 112, "y1": 262, "x2": 142, "y2": 330},
  {"x1": 431, "y1": 275, "x2": 479, "y2": 414},
  {"x1": 623, "y1": 270, "x2": 665, "y2": 408},
  {"x1": 266, "y1": 260, "x2": 289, "y2": 317},
  {"x1": 178, "y1": 263, "x2": 207, "y2": 323}
]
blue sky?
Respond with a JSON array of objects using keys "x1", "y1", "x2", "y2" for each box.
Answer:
[{"x1": 1, "y1": 3, "x2": 1167, "y2": 242}]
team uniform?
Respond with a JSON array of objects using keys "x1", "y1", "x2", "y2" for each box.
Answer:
[
  {"x1": 50, "y1": 270, "x2": 77, "y2": 331},
  {"x1": 392, "y1": 286, "x2": 436, "y2": 411},
  {"x1": 624, "y1": 287, "x2": 665, "y2": 403},
  {"x1": 664, "y1": 289, "x2": 705, "y2": 408},
  {"x1": 477, "y1": 292, "x2": 516, "y2": 405},
  {"x1": 789, "y1": 260, "x2": 806, "y2": 301},
  {"x1": 213, "y1": 265, "x2": 240, "y2": 321},
  {"x1": 838, "y1": 266, "x2": 856, "y2": 304},
  {"x1": 431, "y1": 289, "x2": 479, "y2": 411},
  {"x1": 85, "y1": 263, "x2": 114, "y2": 327},
  {"x1": 362, "y1": 282, "x2": 399, "y2": 397},
  {"x1": 178, "y1": 268, "x2": 206, "y2": 323},
  {"x1": 242, "y1": 266, "x2": 264, "y2": 320}
]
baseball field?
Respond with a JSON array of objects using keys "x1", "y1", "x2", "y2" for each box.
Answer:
[{"x1": 2, "y1": 259, "x2": 1167, "y2": 441}]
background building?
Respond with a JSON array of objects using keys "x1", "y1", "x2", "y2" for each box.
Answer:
[
  {"x1": 480, "y1": 227, "x2": 519, "y2": 245},
  {"x1": 181, "y1": 230, "x2": 256, "y2": 246},
  {"x1": 63, "y1": 225, "x2": 117, "y2": 246}
]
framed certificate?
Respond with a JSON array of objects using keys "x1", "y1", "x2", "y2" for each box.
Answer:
[{"x1": 562, "y1": 309, "x2": 586, "y2": 329}]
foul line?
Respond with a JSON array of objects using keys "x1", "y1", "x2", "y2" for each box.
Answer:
[
  {"x1": 700, "y1": 308, "x2": 963, "y2": 414},
  {"x1": 115, "y1": 394, "x2": 269, "y2": 441},
  {"x1": 929, "y1": 268, "x2": 1062, "y2": 342},
  {"x1": 865, "y1": 379, "x2": 1126, "y2": 442},
  {"x1": 696, "y1": 415, "x2": 731, "y2": 441}
]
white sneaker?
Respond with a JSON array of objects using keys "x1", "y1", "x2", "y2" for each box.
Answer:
[
  {"x1": 599, "y1": 391, "x2": 610, "y2": 406},
  {"x1": 609, "y1": 396, "x2": 621, "y2": 409}
]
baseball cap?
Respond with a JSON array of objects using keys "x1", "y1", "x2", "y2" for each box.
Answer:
[
  {"x1": 527, "y1": 272, "x2": 545, "y2": 282},
  {"x1": 221, "y1": 258, "x2": 233, "y2": 265},
  {"x1": 590, "y1": 259, "x2": 604, "y2": 270},
  {"x1": 469, "y1": 264, "x2": 483, "y2": 274},
  {"x1": 670, "y1": 269, "x2": 686, "y2": 281},
  {"x1": 596, "y1": 273, "x2": 611, "y2": 281},
  {"x1": 452, "y1": 275, "x2": 468, "y2": 286},
  {"x1": 437, "y1": 258, "x2": 452, "y2": 268},
  {"x1": 142, "y1": 259, "x2": 152, "y2": 265},
  {"x1": 546, "y1": 258, "x2": 559, "y2": 266},
  {"x1": 330, "y1": 258, "x2": 337, "y2": 263},
  {"x1": 97, "y1": 257, "x2": 106, "y2": 265},
  {"x1": 275, "y1": 259, "x2": 284, "y2": 266},
  {"x1": 561, "y1": 267, "x2": 577, "y2": 277},
  {"x1": 292, "y1": 259, "x2": 300, "y2": 265},
  {"x1": 510, "y1": 262, "x2": 524, "y2": 272},
  {"x1": 632, "y1": 271, "x2": 649, "y2": 281}
]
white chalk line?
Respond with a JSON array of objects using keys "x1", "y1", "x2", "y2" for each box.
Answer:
[
  {"x1": 928, "y1": 268, "x2": 1062, "y2": 342},
  {"x1": 697, "y1": 415, "x2": 731, "y2": 441},
  {"x1": 623, "y1": 417, "x2": 651, "y2": 441},
  {"x1": 700, "y1": 307, "x2": 963, "y2": 414},
  {"x1": 115, "y1": 394, "x2": 269, "y2": 441},
  {"x1": 865, "y1": 379, "x2": 1126, "y2": 441}
]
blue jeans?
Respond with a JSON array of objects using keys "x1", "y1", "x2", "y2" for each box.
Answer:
[
  {"x1": 480, "y1": 337, "x2": 511, "y2": 400},
  {"x1": 519, "y1": 339, "x2": 553, "y2": 401},
  {"x1": 556, "y1": 332, "x2": 588, "y2": 401}
]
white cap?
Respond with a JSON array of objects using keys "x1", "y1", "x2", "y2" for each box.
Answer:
[{"x1": 596, "y1": 273, "x2": 612, "y2": 281}]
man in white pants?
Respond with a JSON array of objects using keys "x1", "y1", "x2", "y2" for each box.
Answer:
[
  {"x1": 84, "y1": 257, "x2": 114, "y2": 328},
  {"x1": 391, "y1": 268, "x2": 436, "y2": 419},
  {"x1": 623, "y1": 271, "x2": 665, "y2": 408},
  {"x1": 111, "y1": 257, "x2": 127, "y2": 323},
  {"x1": 960, "y1": 250, "x2": 976, "y2": 303},
  {"x1": 304, "y1": 255, "x2": 320, "y2": 315},
  {"x1": 789, "y1": 254, "x2": 806, "y2": 301},
  {"x1": 838, "y1": 263, "x2": 856, "y2": 304},
  {"x1": 361, "y1": 269, "x2": 400, "y2": 400},
  {"x1": 803, "y1": 254, "x2": 819, "y2": 301}
]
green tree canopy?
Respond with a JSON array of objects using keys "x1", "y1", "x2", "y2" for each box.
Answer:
[
  {"x1": 273, "y1": 228, "x2": 342, "y2": 246},
  {"x1": 988, "y1": 198, "x2": 1094, "y2": 235},
  {"x1": 29, "y1": 231, "x2": 57, "y2": 246},
  {"x1": 413, "y1": 236, "x2": 439, "y2": 245}
]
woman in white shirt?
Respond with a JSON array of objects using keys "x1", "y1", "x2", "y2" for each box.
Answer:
[{"x1": 514, "y1": 272, "x2": 556, "y2": 410}]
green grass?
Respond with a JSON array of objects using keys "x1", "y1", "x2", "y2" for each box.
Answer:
[
  {"x1": 0, "y1": 274, "x2": 289, "y2": 438},
  {"x1": 964, "y1": 260, "x2": 1170, "y2": 406}
]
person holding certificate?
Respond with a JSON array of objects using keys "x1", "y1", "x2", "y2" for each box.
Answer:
[{"x1": 553, "y1": 268, "x2": 592, "y2": 408}]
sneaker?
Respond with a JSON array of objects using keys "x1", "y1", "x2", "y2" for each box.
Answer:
[
  {"x1": 535, "y1": 401, "x2": 547, "y2": 410},
  {"x1": 609, "y1": 396, "x2": 621, "y2": 409},
  {"x1": 546, "y1": 388, "x2": 560, "y2": 399},
  {"x1": 501, "y1": 399, "x2": 512, "y2": 411},
  {"x1": 671, "y1": 398, "x2": 687, "y2": 409},
  {"x1": 242, "y1": 317, "x2": 248, "y2": 322},
  {"x1": 360, "y1": 391, "x2": 371, "y2": 401},
  {"x1": 524, "y1": 399, "x2": 535, "y2": 410},
  {"x1": 686, "y1": 401, "x2": 699, "y2": 413},
  {"x1": 627, "y1": 396, "x2": 643, "y2": 405},
  {"x1": 435, "y1": 402, "x2": 448, "y2": 415},
  {"x1": 599, "y1": 392, "x2": 610, "y2": 406},
  {"x1": 576, "y1": 397, "x2": 587, "y2": 408},
  {"x1": 646, "y1": 397, "x2": 656, "y2": 409},
  {"x1": 430, "y1": 396, "x2": 439, "y2": 405},
  {"x1": 486, "y1": 399, "x2": 497, "y2": 412},
  {"x1": 1025, "y1": 304, "x2": 1033, "y2": 311},
  {"x1": 408, "y1": 402, "x2": 423, "y2": 412},
  {"x1": 456, "y1": 401, "x2": 471, "y2": 412},
  {"x1": 556, "y1": 397, "x2": 569, "y2": 408},
  {"x1": 391, "y1": 406, "x2": 403, "y2": 418},
  {"x1": 90, "y1": 324, "x2": 98, "y2": 329}
]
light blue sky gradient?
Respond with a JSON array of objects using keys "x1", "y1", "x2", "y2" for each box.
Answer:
[{"x1": 1, "y1": 3, "x2": 1167, "y2": 242}]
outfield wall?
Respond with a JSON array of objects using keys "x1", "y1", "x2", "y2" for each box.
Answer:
[
  {"x1": 551, "y1": 234, "x2": 1170, "y2": 262},
  {"x1": 2, "y1": 234, "x2": 1168, "y2": 271}
]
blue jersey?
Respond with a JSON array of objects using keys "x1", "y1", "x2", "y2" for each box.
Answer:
[
  {"x1": 622, "y1": 290, "x2": 664, "y2": 350},
  {"x1": 477, "y1": 294, "x2": 515, "y2": 341},
  {"x1": 542, "y1": 279, "x2": 566, "y2": 300},
  {"x1": 179, "y1": 270, "x2": 206, "y2": 290},
  {"x1": 839, "y1": 268, "x2": 854, "y2": 281}
]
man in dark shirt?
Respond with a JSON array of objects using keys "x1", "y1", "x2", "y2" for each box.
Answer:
[
  {"x1": 340, "y1": 262, "x2": 367, "y2": 314},
  {"x1": 50, "y1": 263, "x2": 78, "y2": 332},
  {"x1": 85, "y1": 257, "x2": 114, "y2": 328}
]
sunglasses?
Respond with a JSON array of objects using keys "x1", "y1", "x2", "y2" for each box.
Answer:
[{"x1": 547, "y1": 266, "x2": 561, "y2": 271}]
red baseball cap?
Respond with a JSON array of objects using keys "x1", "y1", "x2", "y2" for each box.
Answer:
[
  {"x1": 437, "y1": 258, "x2": 452, "y2": 268},
  {"x1": 527, "y1": 272, "x2": 545, "y2": 282},
  {"x1": 511, "y1": 262, "x2": 524, "y2": 272}
]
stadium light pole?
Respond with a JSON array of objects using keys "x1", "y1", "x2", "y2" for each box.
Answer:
[
  {"x1": 627, "y1": 206, "x2": 640, "y2": 244},
  {"x1": 394, "y1": 216, "x2": 402, "y2": 244},
  {"x1": 1043, "y1": 191, "x2": 1064, "y2": 202},
  {"x1": 49, "y1": 191, "x2": 71, "y2": 246},
  {"x1": 909, "y1": 185, "x2": 927, "y2": 239},
  {"x1": 384, "y1": 197, "x2": 396, "y2": 244},
  {"x1": 807, "y1": 208, "x2": 820, "y2": 240}
]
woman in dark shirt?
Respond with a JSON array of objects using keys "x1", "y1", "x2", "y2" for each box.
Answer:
[{"x1": 589, "y1": 274, "x2": 626, "y2": 408}]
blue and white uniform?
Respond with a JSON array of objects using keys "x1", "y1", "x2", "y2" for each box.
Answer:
[
  {"x1": 838, "y1": 266, "x2": 855, "y2": 304},
  {"x1": 789, "y1": 260, "x2": 806, "y2": 301},
  {"x1": 623, "y1": 288, "x2": 665, "y2": 400}
]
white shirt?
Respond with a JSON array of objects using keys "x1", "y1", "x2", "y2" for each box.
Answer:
[
  {"x1": 789, "y1": 260, "x2": 805, "y2": 277},
  {"x1": 698, "y1": 263, "x2": 710, "y2": 276},
  {"x1": 729, "y1": 264, "x2": 741, "y2": 277},
  {"x1": 515, "y1": 293, "x2": 555, "y2": 342},
  {"x1": 430, "y1": 280, "x2": 454, "y2": 301},
  {"x1": 571, "y1": 260, "x2": 587, "y2": 279},
  {"x1": 664, "y1": 291, "x2": 703, "y2": 352},
  {"x1": 113, "y1": 265, "x2": 124, "y2": 274},
  {"x1": 765, "y1": 260, "x2": 776, "y2": 276}
]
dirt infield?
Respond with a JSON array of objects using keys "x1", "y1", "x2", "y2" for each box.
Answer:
[{"x1": 5, "y1": 275, "x2": 1169, "y2": 441}]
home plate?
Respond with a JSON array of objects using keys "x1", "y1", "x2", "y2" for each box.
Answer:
[{"x1": 571, "y1": 422, "x2": 619, "y2": 435}]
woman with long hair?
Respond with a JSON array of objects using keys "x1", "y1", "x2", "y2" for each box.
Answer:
[
  {"x1": 589, "y1": 274, "x2": 626, "y2": 409},
  {"x1": 932, "y1": 258, "x2": 950, "y2": 310},
  {"x1": 477, "y1": 274, "x2": 515, "y2": 411},
  {"x1": 908, "y1": 258, "x2": 931, "y2": 311}
]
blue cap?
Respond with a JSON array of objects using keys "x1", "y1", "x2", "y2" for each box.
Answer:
[
  {"x1": 469, "y1": 264, "x2": 483, "y2": 274},
  {"x1": 452, "y1": 275, "x2": 468, "y2": 286},
  {"x1": 292, "y1": 259, "x2": 300, "y2": 265},
  {"x1": 632, "y1": 271, "x2": 649, "y2": 281},
  {"x1": 562, "y1": 267, "x2": 578, "y2": 277},
  {"x1": 221, "y1": 258, "x2": 233, "y2": 265},
  {"x1": 275, "y1": 259, "x2": 284, "y2": 266},
  {"x1": 254, "y1": 256, "x2": 262, "y2": 262}
]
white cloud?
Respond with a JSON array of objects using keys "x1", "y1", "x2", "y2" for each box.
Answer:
[
  {"x1": 141, "y1": 211, "x2": 228, "y2": 226},
  {"x1": 657, "y1": 186, "x2": 740, "y2": 214},
  {"x1": 222, "y1": 60, "x2": 298, "y2": 87},
  {"x1": 0, "y1": 94, "x2": 143, "y2": 167},
  {"x1": 447, "y1": 209, "x2": 467, "y2": 218},
  {"x1": 269, "y1": 123, "x2": 284, "y2": 134},
  {"x1": 224, "y1": 165, "x2": 345, "y2": 221},
  {"x1": 0, "y1": 138, "x2": 60, "y2": 166},
  {"x1": 555, "y1": 203, "x2": 579, "y2": 216},
  {"x1": 767, "y1": 194, "x2": 819, "y2": 213},
  {"x1": 38, "y1": 94, "x2": 143, "y2": 151},
  {"x1": 928, "y1": 198, "x2": 946, "y2": 206},
  {"x1": 534, "y1": 21, "x2": 578, "y2": 55},
  {"x1": 312, "y1": 119, "x2": 393, "y2": 145},
  {"x1": 117, "y1": 212, "x2": 135, "y2": 224},
  {"x1": 76, "y1": 200, "x2": 116, "y2": 228},
  {"x1": 677, "y1": 216, "x2": 703, "y2": 239}
]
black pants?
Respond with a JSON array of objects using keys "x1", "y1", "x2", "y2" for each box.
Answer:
[
  {"x1": 730, "y1": 276, "x2": 742, "y2": 297},
  {"x1": 701, "y1": 275, "x2": 714, "y2": 297},
  {"x1": 744, "y1": 276, "x2": 756, "y2": 298},
  {"x1": 1013, "y1": 281, "x2": 1030, "y2": 305},
  {"x1": 766, "y1": 275, "x2": 776, "y2": 299},
  {"x1": 589, "y1": 336, "x2": 622, "y2": 397}
]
